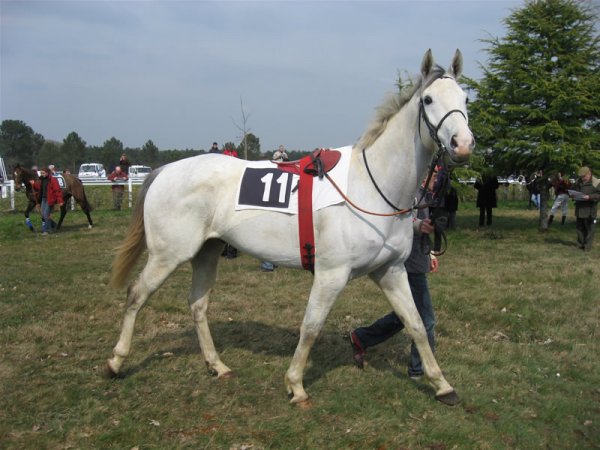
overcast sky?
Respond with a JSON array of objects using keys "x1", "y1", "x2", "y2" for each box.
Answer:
[{"x1": 1, "y1": 0, "x2": 523, "y2": 153}]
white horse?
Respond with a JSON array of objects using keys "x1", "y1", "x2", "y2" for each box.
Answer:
[{"x1": 107, "y1": 49, "x2": 474, "y2": 405}]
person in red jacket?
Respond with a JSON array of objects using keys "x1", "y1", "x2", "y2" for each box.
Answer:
[
  {"x1": 34, "y1": 167, "x2": 64, "y2": 235},
  {"x1": 108, "y1": 165, "x2": 129, "y2": 210},
  {"x1": 223, "y1": 146, "x2": 238, "y2": 157}
]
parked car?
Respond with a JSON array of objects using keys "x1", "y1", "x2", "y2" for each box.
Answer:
[
  {"x1": 78, "y1": 163, "x2": 106, "y2": 178},
  {"x1": 128, "y1": 165, "x2": 152, "y2": 179}
]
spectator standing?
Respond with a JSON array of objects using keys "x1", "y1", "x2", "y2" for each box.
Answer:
[
  {"x1": 548, "y1": 171, "x2": 571, "y2": 226},
  {"x1": 272, "y1": 145, "x2": 289, "y2": 162},
  {"x1": 474, "y1": 172, "x2": 499, "y2": 227},
  {"x1": 223, "y1": 146, "x2": 238, "y2": 158},
  {"x1": 119, "y1": 153, "x2": 131, "y2": 173},
  {"x1": 444, "y1": 183, "x2": 459, "y2": 230},
  {"x1": 34, "y1": 167, "x2": 64, "y2": 235},
  {"x1": 527, "y1": 172, "x2": 540, "y2": 209},
  {"x1": 209, "y1": 142, "x2": 220, "y2": 154},
  {"x1": 534, "y1": 169, "x2": 552, "y2": 232},
  {"x1": 108, "y1": 166, "x2": 128, "y2": 210},
  {"x1": 350, "y1": 173, "x2": 439, "y2": 378},
  {"x1": 570, "y1": 166, "x2": 600, "y2": 251}
]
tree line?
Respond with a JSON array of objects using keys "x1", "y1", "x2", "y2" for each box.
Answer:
[{"x1": 0, "y1": 121, "x2": 309, "y2": 174}]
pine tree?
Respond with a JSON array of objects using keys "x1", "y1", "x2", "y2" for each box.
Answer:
[{"x1": 465, "y1": 0, "x2": 600, "y2": 176}]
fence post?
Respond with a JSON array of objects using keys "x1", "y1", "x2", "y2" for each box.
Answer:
[
  {"x1": 9, "y1": 180, "x2": 15, "y2": 210},
  {"x1": 128, "y1": 178, "x2": 133, "y2": 208}
]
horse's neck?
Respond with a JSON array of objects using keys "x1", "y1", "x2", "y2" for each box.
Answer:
[{"x1": 351, "y1": 99, "x2": 433, "y2": 210}]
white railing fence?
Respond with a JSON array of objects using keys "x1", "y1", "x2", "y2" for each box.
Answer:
[{"x1": 1, "y1": 178, "x2": 147, "y2": 212}]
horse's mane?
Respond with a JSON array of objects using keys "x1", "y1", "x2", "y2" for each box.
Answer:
[{"x1": 355, "y1": 64, "x2": 446, "y2": 150}]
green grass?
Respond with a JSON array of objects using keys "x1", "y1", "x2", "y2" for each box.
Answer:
[{"x1": 0, "y1": 193, "x2": 599, "y2": 449}]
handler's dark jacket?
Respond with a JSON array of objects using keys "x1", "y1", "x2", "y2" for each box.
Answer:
[{"x1": 574, "y1": 176, "x2": 600, "y2": 219}]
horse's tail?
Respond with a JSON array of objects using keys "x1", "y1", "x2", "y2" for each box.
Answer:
[{"x1": 110, "y1": 171, "x2": 159, "y2": 289}]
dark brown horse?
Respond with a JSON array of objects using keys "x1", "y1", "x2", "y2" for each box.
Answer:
[{"x1": 13, "y1": 165, "x2": 94, "y2": 231}]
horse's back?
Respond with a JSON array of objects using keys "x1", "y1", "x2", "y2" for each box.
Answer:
[{"x1": 147, "y1": 154, "x2": 245, "y2": 204}]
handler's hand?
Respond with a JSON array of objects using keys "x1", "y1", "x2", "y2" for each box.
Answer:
[
  {"x1": 419, "y1": 218, "x2": 434, "y2": 235},
  {"x1": 430, "y1": 254, "x2": 439, "y2": 273}
]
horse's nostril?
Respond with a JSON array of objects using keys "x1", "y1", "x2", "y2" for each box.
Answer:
[{"x1": 451, "y1": 135, "x2": 458, "y2": 149}]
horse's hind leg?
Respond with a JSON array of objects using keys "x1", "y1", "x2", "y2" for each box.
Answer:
[
  {"x1": 82, "y1": 206, "x2": 93, "y2": 228},
  {"x1": 76, "y1": 192, "x2": 94, "y2": 228},
  {"x1": 56, "y1": 203, "x2": 68, "y2": 230},
  {"x1": 188, "y1": 239, "x2": 232, "y2": 377},
  {"x1": 107, "y1": 255, "x2": 179, "y2": 376}
]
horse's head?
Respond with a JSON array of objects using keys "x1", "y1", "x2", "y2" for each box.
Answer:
[
  {"x1": 418, "y1": 49, "x2": 475, "y2": 165},
  {"x1": 13, "y1": 165, "x2": 35, "y2": 192}
]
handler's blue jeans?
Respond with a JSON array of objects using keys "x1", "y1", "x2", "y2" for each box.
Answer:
[
  {"x1": 354, "y1": 272, "x2": 435, "y2": 376},
  {"x1": 40, "y1": 199, "x2": 54, "y2": 232}
]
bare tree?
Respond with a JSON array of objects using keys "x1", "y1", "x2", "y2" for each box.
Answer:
[{"x1": 231, "y1": 97, "x2": 251, "y2": 160}]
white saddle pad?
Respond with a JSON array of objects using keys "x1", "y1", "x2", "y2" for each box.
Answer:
[{"x1": 235, "y1": 145, "x2": 352, "y2": 214}]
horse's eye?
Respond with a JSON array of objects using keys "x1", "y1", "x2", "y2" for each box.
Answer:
[
  {"x1": 424, "y1": 96, "x2": 432, "y2": 105},
  {"x1": 465, "y1": 97, "x2": 469, "y2": 105}
]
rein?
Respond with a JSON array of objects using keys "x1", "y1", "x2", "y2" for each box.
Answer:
[{"x1": 324, "y1": 145, "x2": 445, "y2": 218}]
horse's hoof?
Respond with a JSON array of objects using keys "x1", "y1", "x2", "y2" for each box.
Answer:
[
  {"x1": 88, "y1": 225, "x2": 93, "y2": 229},
  {"x1": 288, "y1": 391, "x2": 310, "y2": 405},
  {"x1": 217, "y1": 371, "x2": 235, "y2": 380},
  {"x1": 105, "y1": 360, "x2": 120, "y2": 379},
  {"x1": 294, "y1": 399, "x2": 312, "y2": 410},
  {"x1": 436, "y1": 390, "x2": 460, "y2": 406}
]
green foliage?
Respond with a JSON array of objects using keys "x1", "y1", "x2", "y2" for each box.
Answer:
[
  {"x1": 61, "y1": 132, "x2": 87, "y2": 172},
  {"x1": 237, "y1": 133, "x2": 261, "y2": 160},
  {"x1": 36, "y1": 141, "x2": 61, "y2": 169},
  {"x1": 0, "y1": 119, "x2": 45, "y2": 168},
  {"x1": 140, "y1": 140, "x2": 159, "y2": 166},
  {"x1": 100, "y1": 137, "x2": 124, "y2": 169},
  {"x1": 465, "y1": 0, "x2": 600, "y2": 175}
]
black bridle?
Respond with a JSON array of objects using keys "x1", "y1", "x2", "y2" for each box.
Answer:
[
  {"x1": 363, "y1": 94, "x2": 467, "y2": 212},
  {"x1": 361, "y1": 93, "x2": 468, "y2": 256}
]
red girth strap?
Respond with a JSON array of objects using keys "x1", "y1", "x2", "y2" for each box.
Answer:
[{"x1": 298, "y1": 155, "x2": 315, "y2": 273}]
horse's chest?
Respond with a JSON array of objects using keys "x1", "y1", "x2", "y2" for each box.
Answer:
[{"x1": 324, "y1": 216, "x2": 412, "y2": 265}]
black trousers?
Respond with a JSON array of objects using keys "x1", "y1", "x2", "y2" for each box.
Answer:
[
  {"x1": 479, "y1": 207, "x2": 493, "y2": 226},
  {"x1": 576, "y1": 217, "x2": 596, "y2": 250}
]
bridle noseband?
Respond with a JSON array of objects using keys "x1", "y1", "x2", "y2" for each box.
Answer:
[{"x1": 418, "y1": 96, "x2": 467, "y2": 153}]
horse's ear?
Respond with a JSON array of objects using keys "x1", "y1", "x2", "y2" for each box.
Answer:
[
  {"x1": 421, "y1": 49, "x2": 434, "y2": 78},
  {"x1": 448, "y1": 49, "x2": 463, "y2": 79}
]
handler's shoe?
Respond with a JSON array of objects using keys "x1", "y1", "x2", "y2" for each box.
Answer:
[{"x1": 350, "y1": 331, "x2": 365, "y2": 369}]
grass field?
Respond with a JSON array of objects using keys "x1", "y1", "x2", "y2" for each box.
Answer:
[{"x1": 1, "y1": 191, "x2": 598, "y2": 449}]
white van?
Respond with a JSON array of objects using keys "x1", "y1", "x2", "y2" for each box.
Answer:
[
  {"x1": 78, "y1": 163, "x2": 106, "y2": 178},
  {"x1": 128, "y1": 165, "x2": 152, "y2": 179}
]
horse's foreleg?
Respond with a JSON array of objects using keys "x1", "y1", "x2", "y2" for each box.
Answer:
[
  {"x1": 107, "y1": 257, "x2": 177, "y2": 376},
  {"x1": 24, "y1": 199, "x2": 36, "y2": 231},
  {"x1": 285, "y1": 271, "x2": 346, "y2": 403},
  {"x1": 189, "y1": 240, "x2": 232, "y2": 377},
  {"x1": 370, "y1": 263, "x2": 458, "y2": 405}
]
